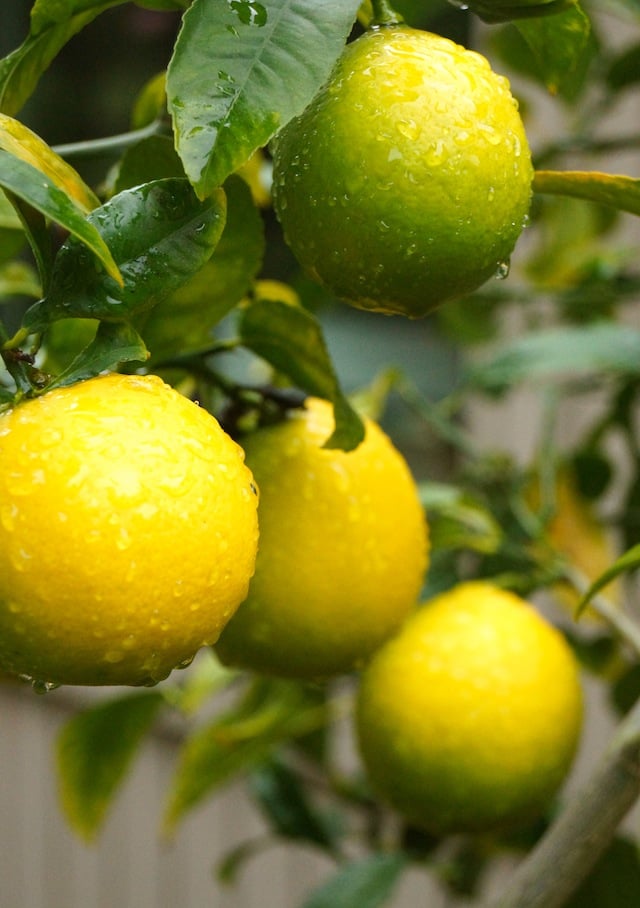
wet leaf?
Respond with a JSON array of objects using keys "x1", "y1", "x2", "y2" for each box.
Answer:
[
  {"x1": 167, "y1": 0, "x2": 361, "y2": 197},
  {"x1": 43, "y1": 321, "x2": 149, "y2": 390},
  {"x1": 514, "y1": 3, "x2": 592, "y2": 95},
  {"x1": 239, "y1": 298, "x2": 365, "y2": 450}
]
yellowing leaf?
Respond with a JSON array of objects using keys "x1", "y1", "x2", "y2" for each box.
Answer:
[{"x1": 0, "y1": 112, "x2": 99, "y2": 213}]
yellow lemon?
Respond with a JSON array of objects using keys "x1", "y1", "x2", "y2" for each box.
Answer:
[
  {"x1": 356, "y1": 582, "x2": 583, "y2": 835},
  {"x1": 0, "y1": 373, "x2": 259, "y2": 687},
  {"x1": 216, "y1": 397, "x2": 428, "y2": 678},
  {"x1": 271, "y1": 26, "x2": 533, "y2": 317}
]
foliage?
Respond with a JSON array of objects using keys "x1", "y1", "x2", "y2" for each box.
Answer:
[{"x1": 1, "y1": 0, "x2": 640, "y2": 906}]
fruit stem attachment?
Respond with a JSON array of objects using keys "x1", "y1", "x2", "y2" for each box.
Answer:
[
  {"x1": 488, "y1": 693, "x2": 640, "y2": 908},
  {"x1": 369, "y1": 0, "x2": 404, "y2": 27}
]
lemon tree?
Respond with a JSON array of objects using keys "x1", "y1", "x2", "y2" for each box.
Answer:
[
  {"x1": 271, "y1": 25, "x2": 533, "y2": 317},
  {"x1": 0, "y1": 373, "x2": 259, "y2": 687},
  {"x1": 216, "y1": 397, "x2": 428, "y2": 678},
  {"x1": 356, "y1": 582, "x2": 583, "y2": 835},
  {"x1": 1, "y1": 0, "x2": 640, "y2": 905}
]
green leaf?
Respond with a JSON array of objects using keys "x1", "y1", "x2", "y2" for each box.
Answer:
[
  {"x1": 163, "y1": 678, "x2": 328, "y2": 832},
  {"x1": 514, "y1": 3, "x2": 592, "y2": 95},
  {"x1": 24, "y1": 179, "x2": 226, "y2": 330},
  {"x1": 301, "y1": 854, "x2": 406, "y2": 908},
  {"x1": 167, "y1": 0, "x2": 362, "y2": 197},
  {"x1": 467, "y1": 322, "x2": 640, "y2": 394},
  {"x1": 238, "y1": 299, "x2": 365, "y2": 450},
  {"x1": 43, "y1": 321, "x2": 149, "y2": 390},
  {"x1": 577, "y1": 543, "x2": 640, "y2": 616},
  {"x1": 0, "y1": 153, "x2": 121, "y2": 285},
  {"x1": 534, "y1": 170, "x2": 640, "y2": 217},
  {"x1": 143, "y1": 175, "x2": 264, "y2": 361},
  {"x1": 56, "y1": 691, "x2": 165, "y2": 841},
  {"x1": 249, "y1": 757, "x2": 341, "y2": 851},
  {"x1": 606, "y1": 42, "x2": 640, "y2": 91},
  {"x1": 111, "y1": 135, "x2": 186, "y2": 195},
  {"x1": 0, "y1": 1, "x2": 126, "y2": 116},
  {"x1": 419, "y1": 481, "x2": 503, "y2": 554},
  {"x1": 566, "y1": 837, "x2": 640, "y2": 908}
]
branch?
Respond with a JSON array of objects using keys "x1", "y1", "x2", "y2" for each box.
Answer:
[{"x1": 488, "y1": 695, "x2": 640, "y2": 908}]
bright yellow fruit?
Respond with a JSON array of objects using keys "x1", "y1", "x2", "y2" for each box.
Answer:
[
  {"x1": 0, "y1": 373, "x2": 259, "y2": 687},
  {"x1": 216, "y1": 397, "x2": 428, "y2": 678},
  {"x1": 271, "y1": 26, "x2": 533, "y2": 317},
  {"x1": 356, "y1": 582, "x2": 583, "y2": 835}
]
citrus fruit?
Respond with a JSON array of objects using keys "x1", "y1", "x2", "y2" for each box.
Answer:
[
  {"x1": 356, "y1": 582, "x2": 583, "y2": 835},
  {"x1": 271, "y1": 25, "x2": 533, "y2": 318},
  {"x1": 0, "y1": 373, "x2": 259, "y2": 687},
  {"x1": 215, "y1": 397, "x2": 428, "y2": 679}
]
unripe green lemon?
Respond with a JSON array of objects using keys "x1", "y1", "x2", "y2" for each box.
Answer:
[
  {"x1": 216, "y1": 398, "x2": 428, "y2": 679},
  {"x1": 356, "y1": 582, "x2": 583, "y2": 835},
  {"x1": 0, "y1": 373, "x2": 259, "y2": 687},
  {"x1": 271, "y1": 26, "x2": 533, "y2": 317}
]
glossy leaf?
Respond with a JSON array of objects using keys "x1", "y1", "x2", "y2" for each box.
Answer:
[
  {"x1": 0, "y1": 112, "x2": 99, "y2": 211},
  {"x1": 0, "y1": 153, "x2": 121, "y2": 285},
  {"x1": 467, "y1": 322, "x2": 640, "y2": 394},
  {"x1": 43, "y1": 321, "x2": 150, "y2": 390},
  {"x1": 142, "y1": 175, "x2": 264, "y2": 361},
  {"x1": 577, "y1": 543, "x2": 640, "y2": 616},
  {"x1": 238, "y1": 299, "x2": 365, "y2": 451},
  {"x1": 163, "y1": 679, "x2": 328, "y2": 832},
  {"x1": 167, "y1": 0, "x2": 361, "y2": 197},
  {"x1": 0, "y1": 1, "x2": 126, "y2": 116},
  {"x1": 514, "y1": 3, "x2": 592, "y2": 95},
  {"x1": 57, "y1": 691, "x2": 165, "y2": 841},
  {"x1": 534, "y1": 170, "x2": 640, "y2": 217},
  {"x1": 301, "y1": 854, "x2": 406, "y2": 908},
  {"x1": 24, "y1": 179, "x2": 226, "y2": 330}
]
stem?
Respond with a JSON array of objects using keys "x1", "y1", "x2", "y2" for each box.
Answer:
[
  {"x1": 369, "y1": 0, "x2": 404, "y2": 26},
  {"x1": 52, "y1": 120, "x2": 165, "y2": 160},
  {"x1": 562, "y1": 565, "x2": 640, "y2": 659},
  {"x1": 488, "y1": 695, "x2": 640, "y2": 908}
]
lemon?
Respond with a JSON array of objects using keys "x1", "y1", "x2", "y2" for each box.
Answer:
[
  {"x1": 271, "y1": 26, "x2": 533, "y2": 318},
  {"x1": 0, "y1": 373, "x2": 259, "y2": 687},
  {"x1": 216, "y1": 397, "x2": 428, "y2": 679},
  {"x1": 356, "y1": 582, "x2": 583, "y2": 835}
]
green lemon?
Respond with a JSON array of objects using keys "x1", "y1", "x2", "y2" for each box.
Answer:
[
  {"x1": 271, "y1": 26, "x2": 533, "y2": 317},
  {"x1": 356, "y1": 582, "x2": 583, "y2": 835}
]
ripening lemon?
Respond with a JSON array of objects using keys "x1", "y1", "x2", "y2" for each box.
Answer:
[
  {"x1": 356, "y1": 582, "x2": 583, "y2": 835},
  {"x1": 271, "y1": 26, "x2": 533, "y2": 317},
  {"x1": 0, "y1": 373, "x2": 259, "y2": 687},
  {"x1": 215, "y1": 397, "x2": 428, "y2": 679}
]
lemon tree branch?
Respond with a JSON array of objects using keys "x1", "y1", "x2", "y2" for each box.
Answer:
[{"x1": 490, "y1": 694, "x2": 640, "y2": 908}]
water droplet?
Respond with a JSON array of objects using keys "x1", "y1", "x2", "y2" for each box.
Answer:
[
  {"x1": 229, "y1": 0, "x2": 267, "y2": 26},
  {"x1": 495, "y1": 260, "x2": 511, "y2": 280},
  {"x1": 175, "y1": 655, "x2": 195, "y2": 670},
  {"x1": 32, "y1": 679, "x2": 60, "y2": 694}
]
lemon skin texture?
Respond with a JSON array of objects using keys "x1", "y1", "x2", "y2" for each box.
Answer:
[
  {"x1": 356, "y1": 582, "x2": 583, "y2": 835},
  {"x1": 0, "y1": 373, "x2": 259, "y2": 687},
  {"x1": 216, "y1": 398, "x2": 428, "y2": 679},
  {"x1": 271, "y1": 26, "x2": 533, "y2": 318}
]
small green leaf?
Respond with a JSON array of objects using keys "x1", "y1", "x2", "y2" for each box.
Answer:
[
  {"x1": 167, "y1": 0, "x2": 361, "y2": 197},
  {"x1": 534, "y1": 170, "x2": 640, "y2": 217},
  {"x1": 577, "y1": 543, "x2": 640, "y2": 616},
  {"x1": 164, "y1": 678, "x2": 328, "y2": 832},
  {"x1": 0, "y1": 153, "x2": 121, "y2": 285},
  {"x1": 112, "y1": 135, "x2": 185, "y2": 195},
  {"x1": 301, "y1": 854, "x2": 406, "y2": 908},
  {"x1": 43, "y1": 321, "x2": 149, "y2": 390},
  {"x1": 467, "y1": 322, "x2": 640, "y2": 394},
  {"x1": 57, "y1": 691, "x2": 165, "y2": 841},
  {"x1": 606, "y1": 42, "x2": 640, "y2": 91},
  {"x1": 514, "y1": 3, "x2": 592, "y2": 95},
  {"x1": 250, "y1": 757, "x2": 341, "y2": 851},
  {"x1": 24, "y1": 179, "x2": 226, "y2": 330},
  {"x1": 143, "y1": 175, "x2": 264, "y2": 361},
  {"x1": 0, "y1": 1, "x2": 126, "y2": 116},
  {"x1": 419, "y1": 481, "x2": 502, "y2": 554},
  {"x1": 239, "y1": 299, "x2": 364, "y2": 451}
]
